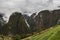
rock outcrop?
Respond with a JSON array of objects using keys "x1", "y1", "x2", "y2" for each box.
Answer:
[{"x1": 2, "y1": 12, "x2": 30, "y2": 35}]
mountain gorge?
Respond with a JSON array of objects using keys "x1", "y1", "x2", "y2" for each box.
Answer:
[
  {"x1": 0, "y1": 9, "x2": 60, "y2": 39},
  {"x1": 24, "y1": 9, "x2": 60, "y2": 33}
]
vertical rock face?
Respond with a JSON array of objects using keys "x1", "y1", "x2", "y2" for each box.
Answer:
[
  {"x1": 27, "y1": 13, "x2": 37, "y2": 32},
  {"x1": 1, "y1": 9, "x2": 60, "y2": 36},
  {"x1": 52, "y1": 9, "x2": 60, "y2": 24},
  {"x1": 34, "y1": 10, "x2": 51, "y2": 31},
  {"x1": 2, "y1": 12, "x2": 30, "y2": 35},
  {"x1": 24, "y1": 13, "x2": 37, "y2": 32},
  {"x1": 34, "y1": 9, "x2": 60, "y2": 32},
  {"x1": 23, "y1": 10, "x2": 60, "y2": 32}
]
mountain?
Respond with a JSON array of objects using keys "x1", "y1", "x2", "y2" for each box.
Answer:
[
  {"x1": 0, "y1": 13, "x2": 6, "y2": 34},
  {"x1": 0, "y1": 9, "x2": 60, "y2": 39},
  {"x1": 2, "y1": 12, "x2": 30, "y2": 35},
  {"x1": 23, "y1": 14, "x2": 30, "y2": 20},
  {"x1": 24, "y1": 9, "x2": 60, "y2": 33},
  {"x1": 52, "y1": 9, "x2": 60, "y2": 24},
  {"x1": 26, "y1": 13, "x2": 37, "y2": 32},
  {"x1": 32, "y1": 9, "x2": 60, "y2": 32}
]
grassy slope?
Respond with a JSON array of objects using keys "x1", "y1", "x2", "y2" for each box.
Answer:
[{"x1": 23, "y1": 25, "x2": 60, "y2": 40}]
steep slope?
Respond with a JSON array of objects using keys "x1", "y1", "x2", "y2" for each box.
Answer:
[
  {"x1": 23, "y1": 25, "x2": 60, "y2": 40},
  {"x1": 34, "y1": 10, "x2": 58, "y2": 32},
  {"x1": 32, "y1": 26, "x2": 60, "y2": 40},
  {"x1": 2, "y1": 12, "x2": 30, "y2": 35},
  {"x1": 23, "y1": 9, "x2": 60, "y2": 33},
  {"x1": 24, "y1": 13, "x2": 37, "y2": 32}
]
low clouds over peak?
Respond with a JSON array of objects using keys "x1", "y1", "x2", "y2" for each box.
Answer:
[{"x1": 0, "y1": 0, "x2": 60, "y2": 21}]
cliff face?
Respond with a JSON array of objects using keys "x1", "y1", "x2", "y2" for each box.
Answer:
[
  {"x1": 2, "y1": 12, "x2": 30, "y2": 35},
  {"x1": 26, "y1": 13, "x2": 37, "y2": 32},
  {"x1": 52, "y1": 9, "x2": 60, "y2": 24},
  {"x1": 25, "y1": 9, "x2": 60, "y2": 32},
  {"x1": 34, "y1": 9, "x2": 60, "y2": 32},
  {"x1": 1, "y1": 9, "x2": 60, "y2": 36},
  {"x1": 34, "y1": 10, "x2": 50, "y2": 31}
]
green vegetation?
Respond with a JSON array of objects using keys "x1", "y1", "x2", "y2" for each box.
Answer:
[
  {"x1": 13, "y1": 35, "x2": 21, "y2": 40},
  {"x1": 23, "y1": 25, "x2": 60, "y2": 40}
]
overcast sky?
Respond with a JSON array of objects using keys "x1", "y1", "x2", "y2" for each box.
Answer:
[{"x1": 0, "y1": 0, "x2": 60, "y2": 21}]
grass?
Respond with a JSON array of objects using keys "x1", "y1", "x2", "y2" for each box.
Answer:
[{"x1": 23, "y1": 25, "x2": 60, "y2": 40}]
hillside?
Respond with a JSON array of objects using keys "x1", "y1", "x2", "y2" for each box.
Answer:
[{"x1": 23, "y1": 25, "x2": 60, "y2": 40}]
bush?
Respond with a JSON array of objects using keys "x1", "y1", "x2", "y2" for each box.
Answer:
[{"x1": 13, "y1": 35, "x2": 21, "y2": 40}]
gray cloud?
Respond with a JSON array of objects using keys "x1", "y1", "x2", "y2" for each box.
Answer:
[{"x1": 0, "y1": 0, "x2": 60, "y2": 21}]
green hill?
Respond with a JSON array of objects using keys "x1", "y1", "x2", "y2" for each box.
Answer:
[{"x1": 23, "y1": 25, "x2": 60, "y2": 40}]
